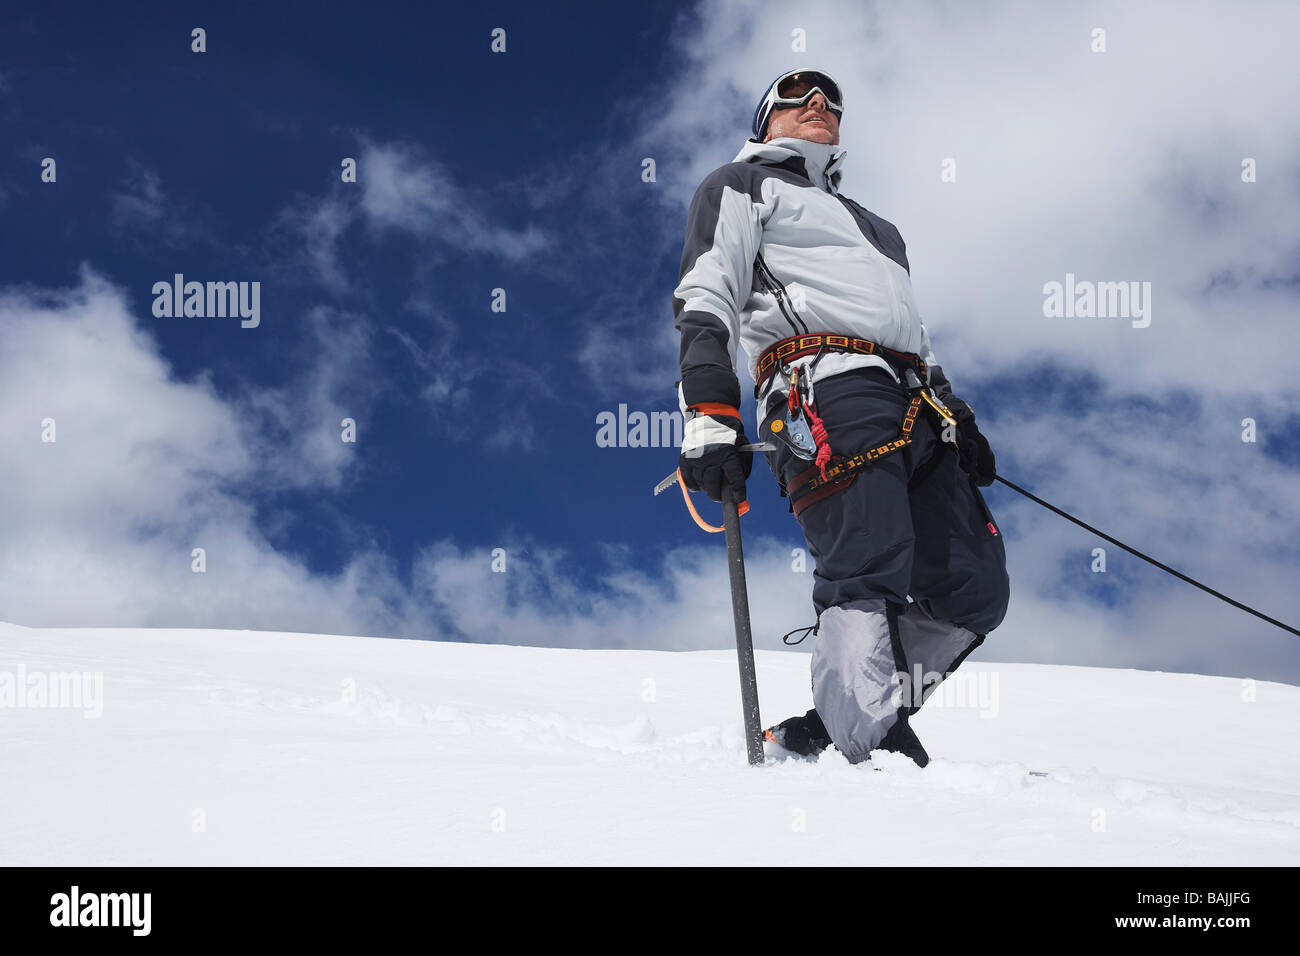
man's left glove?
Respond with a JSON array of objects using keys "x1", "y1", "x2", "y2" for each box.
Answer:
[
  {"x1": 679, "y1": 408, "x2": 753, "y2": 503},
  {"x1": 944, "y1": 396, "x2": 996, "y2": 487}
]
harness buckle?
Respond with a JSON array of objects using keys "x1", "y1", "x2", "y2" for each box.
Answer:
[{"x1": 905, "y1": 367, "x2": 958, "y2": 434}]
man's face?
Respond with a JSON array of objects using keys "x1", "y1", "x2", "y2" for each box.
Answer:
[{"x1": 762, "y1": 83, "x2": 840, "y2": 145}]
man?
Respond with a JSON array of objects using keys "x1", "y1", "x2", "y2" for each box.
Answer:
[{"x1": 672, "y1": 68, "x2": 1010, "y2": 767}]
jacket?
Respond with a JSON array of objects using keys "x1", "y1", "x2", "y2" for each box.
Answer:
[{"x1": 672, "y1": 136, "x2": 957, "y2": 442}]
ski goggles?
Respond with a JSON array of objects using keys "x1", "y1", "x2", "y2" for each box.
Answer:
[{"x1": 752, "y1": 69, "x2": 844, "y2": 139}]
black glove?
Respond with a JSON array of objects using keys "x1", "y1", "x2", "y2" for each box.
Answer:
[
  {"x1": 679, "y1": 414, "x2": 753, "y2": 503},
  {"x1": 944, "y1": 396, "x2": 996, "y2": 487}
]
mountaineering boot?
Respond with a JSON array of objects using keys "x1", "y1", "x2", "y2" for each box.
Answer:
[
  {"x1": 764, "y1": 708, "x2": 832, "y2": 756},
  {"x1": 874, "y1": 711, "x2": 930, "y2": 767}
]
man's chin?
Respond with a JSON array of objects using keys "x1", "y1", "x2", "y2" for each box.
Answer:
[{"x1": 792, "y1": 129, "x2": 834, "y2": 144}]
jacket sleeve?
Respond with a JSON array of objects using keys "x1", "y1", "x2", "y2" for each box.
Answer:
[
  {"x1": 918, "y1": 319, "x2": 956, "y2": 406},
  {"x1": 919, "y1": 321, "x2": 979, "y2": 422},
  {"x1": 671, "y1": 169, "x2": 762, "y2": 410}
]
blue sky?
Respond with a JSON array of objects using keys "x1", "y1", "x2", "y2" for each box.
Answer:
[
  {"x1": 3, "y1": 0, "x2": 1300, "y2": 684},
  {"x1": 1, "y1": 1, "x2": 696, "y2": 567}
]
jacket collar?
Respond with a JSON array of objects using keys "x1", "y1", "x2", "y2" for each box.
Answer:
[{"x1": 732, "y1": 137, "x2": 848, "y2": 194}]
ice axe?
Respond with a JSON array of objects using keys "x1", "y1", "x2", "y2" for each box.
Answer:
[
  {"x1": 654, "y1": 450, "x2": 770, "y2": 766},
  {"x1": 721, "y1": 485, "x2": 765, "y2": 765}
]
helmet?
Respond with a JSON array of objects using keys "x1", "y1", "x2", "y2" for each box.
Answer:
[{"x1": 751, "y1": 68, "x2": 845, "y2": 140}]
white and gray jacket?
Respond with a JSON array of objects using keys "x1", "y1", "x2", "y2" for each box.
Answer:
[{"x1": 672, "y1": 137, "x2": 957, "y2": 448}]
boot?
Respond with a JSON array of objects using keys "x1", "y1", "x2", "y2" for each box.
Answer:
[
  {"x1": 875, "y1": 711, "x2": 929, "y2": 767},
  {"x1": 764, "y1": 708, "x2": 832, "y2": 756}
]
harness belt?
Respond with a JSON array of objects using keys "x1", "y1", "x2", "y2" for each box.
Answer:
[
  {"x1": 786, "y1": 393, "x2": 925, "y2": 518},
  {"x1": 754, "y1": 333, "x2": 927, "y2": 399}
]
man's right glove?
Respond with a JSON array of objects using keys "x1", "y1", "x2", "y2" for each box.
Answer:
[
  {"x1": 678, "y1": 406, "x2": 753, "y2": 503},
  {"x1": 944, "y1": 396, "x2": 996, "y2": 487}
]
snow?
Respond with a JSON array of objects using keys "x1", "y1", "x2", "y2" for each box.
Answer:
[{"x1": 2, "y1": 620, "x2": 1297, "y2": 865}]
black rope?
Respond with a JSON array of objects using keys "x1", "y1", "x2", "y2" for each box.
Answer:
[{"x1": 993, "y1": 474, "x2": 1300, "y2": 639}]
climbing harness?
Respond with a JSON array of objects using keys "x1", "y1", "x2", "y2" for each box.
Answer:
[
  {"x1": 754, "y1": 334, "x2": 958, "y2": 519},
  {"x1": 785, "y1": 392, "x2": 926, "y2": 517},
  {"x1": 754, "y1": 332, "x2": 928, "y2": 399}
]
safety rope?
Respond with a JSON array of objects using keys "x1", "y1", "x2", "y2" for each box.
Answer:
[{"x1": 994, "y1": 474, "x2": 1300, "y2": 639}]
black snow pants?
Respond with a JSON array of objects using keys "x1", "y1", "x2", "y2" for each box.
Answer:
[{"x1": 765, "y1": 365, "x2": 1010, "y2": 762}]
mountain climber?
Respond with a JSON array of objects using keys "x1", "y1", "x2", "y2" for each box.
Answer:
[{"x1": 672, "y1": 68, "x2": 1010, "y2": 766}]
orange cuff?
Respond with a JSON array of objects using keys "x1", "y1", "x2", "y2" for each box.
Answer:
[{"x1": 688, "y1": 403, "x2": 741, "y2": 418}]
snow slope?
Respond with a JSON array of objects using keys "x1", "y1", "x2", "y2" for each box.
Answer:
[{"x1": 2, "y1": 621, "x2": 1297, "y2": 866}]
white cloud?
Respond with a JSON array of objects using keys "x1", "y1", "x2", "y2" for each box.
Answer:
[
  {"x1": 358, "y1": 141, "x2": 550, "y2": 261},
  {"x1": 236, "y1": 304, "x2": 380, "y2": 492},
  {"x1": 385, "y1": 299, "x2": 555, "y2": 444},
  {"x1": 0, "y1": 270, "x2": 395, "y2": 632},
  {"x1": 276, "y1": 193, "x2": 355, "y2": 295},
  {"x1": 273, "y1": 141, "x2": 552, "y2": 294},
  {"x1": 485, "y1": 419, "x2": 536, "y2": 452},
  {"x1": 108, "y1": 163, "x2": 209, "y2": 248},
  {"x1": 110, "y1": 165, "x2": 167, "y2": 227}
]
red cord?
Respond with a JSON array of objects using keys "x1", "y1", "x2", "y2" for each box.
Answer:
[
  {"x1": 804, "y1": 401, "x2": 832, "y2": 481},
  {"x1": 787, "y1": 369, "x2": 832, "y2": 480}
]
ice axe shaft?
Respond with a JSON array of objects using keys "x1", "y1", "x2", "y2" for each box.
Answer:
[{"x1": 722, "y1": 487, "x2": 765, "y2": 766}]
